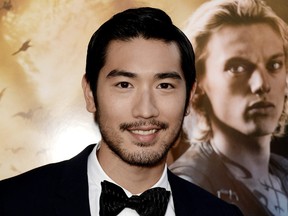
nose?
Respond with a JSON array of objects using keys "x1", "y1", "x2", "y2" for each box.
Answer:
[
  {"x1": 250, "y1": 68, "x2": 271, "y2": 95},
  {"x1": 132, "y1": 89, "x2": 159, "y2": 119}
]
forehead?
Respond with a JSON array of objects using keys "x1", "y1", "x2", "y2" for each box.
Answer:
[
  {"x1": 206, "y1": 23, "x2": 284, "y2": 59},
  {"x1": 100, "y1": 37, "x2": 183, "y2": 77}
]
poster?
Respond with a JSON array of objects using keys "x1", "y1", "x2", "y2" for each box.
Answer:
[{"x1": 1, "y1": 0, "x2": 288, "y2": 215}]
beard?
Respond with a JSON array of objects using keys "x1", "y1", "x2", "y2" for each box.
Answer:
[{"x1": 95, "y1": 109, "x2": 184, "y2": 167}]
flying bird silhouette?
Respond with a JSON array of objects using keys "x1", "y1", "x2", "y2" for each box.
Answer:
[
  {"x1": 0, "y1": 87, "x2": 7, "y2": 102},
  {"x1": 10, "y1": 165, "x2": 20, "y2": 173},
  {"x1": 1, "y1": 0, "x2": 12, "y2": 10},
  {"x1": 5, "y1": 147, "x2": 24, "y2": 154},
  {"x1": 12, "y1": 107, "x2": 42, "y2": 120},
  {"x1": 12, "y1": 40, "x2": 31, "y2": 55}
]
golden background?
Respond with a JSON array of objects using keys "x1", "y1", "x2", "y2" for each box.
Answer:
[{"x1": 1, "y1": 0, "x2": 287, "y2": 180}]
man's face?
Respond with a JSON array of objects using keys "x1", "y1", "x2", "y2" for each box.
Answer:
[
  {"x1": 201, "y1": 23, "x2": 286, "y2": 136},
  {"x1": 84, "y1": 38, "x2": 188, "y2": 166}
]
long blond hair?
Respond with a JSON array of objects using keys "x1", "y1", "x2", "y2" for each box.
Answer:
[{"x1": 184, "y1": 0, "x2": 288, "y2": 141}]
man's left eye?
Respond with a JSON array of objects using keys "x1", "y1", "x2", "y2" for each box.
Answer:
[
  {"x1": 157, "y1": 83, "x2": 174, "y2": 89},
  {"x1": 267, "y1": 61, "x2": 283, "y2": 72}
]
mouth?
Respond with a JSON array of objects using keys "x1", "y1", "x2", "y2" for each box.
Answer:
[
  {"x1": 120, "y1": 120, "x2": 168, "y2": 143},
  {"x1": 247, "y1": 101, "x2": 275, "y2": 114},
  {"x1": 249, "y1": 101, "x2": 274, "y2": 109},
  {"x1": 130, "y1": 129, "x2": 158, "y2": 135},
  {"x1": 128, "y1": 127, "x2": 160, "y2": 144}
]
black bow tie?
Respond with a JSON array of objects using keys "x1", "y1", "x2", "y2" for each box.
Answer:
[{"x1": 99, "y1": 180, "x2": 170, "y2": 216}]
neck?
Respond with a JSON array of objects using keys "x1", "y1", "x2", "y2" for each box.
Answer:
[
  {"x1": 210, "y1": 126, "x2": 271, "y2": 179},
  {"x1": 97, "y1": 142, "x2": 166, "y2": 194}
]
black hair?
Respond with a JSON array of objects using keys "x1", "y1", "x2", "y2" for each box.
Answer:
[{"x1": 85, "y1": 7, "x2": 196, "y2": 109}]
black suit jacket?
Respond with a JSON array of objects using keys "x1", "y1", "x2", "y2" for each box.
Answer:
[{"x1": 0, "y1": 144, "x2": 242, "y2": 216}]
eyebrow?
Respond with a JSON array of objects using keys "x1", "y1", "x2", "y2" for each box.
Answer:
[
  {"x1": 270, "y1": 53, "x2": 285, "y2": 59},
  {"x1": 227, "y1": 53, "x2": 285, "y2": 63},
  {"x1": 107, "y1": 69, "x2": 182, "y2": 80},
  {"x1": 154, "y1": 72, "x2": 182, "y2": 80},
  {"x1": 107, "y1": 70, "x2": 136, "y2": 78}
]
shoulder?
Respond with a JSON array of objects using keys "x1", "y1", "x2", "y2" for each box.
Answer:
[
  {"x1": 170, "y1": 142, "x2": 215, "y2": 169},
  {"x1": 169, "y1": 142, "x2": 223, "y2": 187},
  {"x1": 0, "y1": 144, "x2": 94, "y2": 182},
  {"x1": 168, "y1": 171, "x2": 243, "y2": 215},
  {"x1": 0, "y1": 144, "x2": 95, "y2": 213},
  {"x1": 0, "y1": 158, "x2": 67, "y2": 192},
  {"x1": 0, "y1": 144, "x2": 95, "y2": 188},
  {"x1": 0, "y1": 159, "x2": 68, "y2": 214},
  {"x1": 270, "y1": 153, "x2": 288, "y2": 178},
  {"x1": 271, "y1": 153, "x2": 288, "y2": 166}
]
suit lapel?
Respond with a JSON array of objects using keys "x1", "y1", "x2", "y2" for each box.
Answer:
[
  {"x1": 54, "y1": 144, "x2": 96, "y2": 216},
  {"x1": 168, "y1": 169, "x2": 197, "y2": 216},
  {"x1": 168, "y1": 170, "x2": 188, "y2": 215},
  {"x1": 52, "y1": 147, "x2": 195, "y2": 216}
]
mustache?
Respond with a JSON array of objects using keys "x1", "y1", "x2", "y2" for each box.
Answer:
[{"x1": 119, "y1": 119, "x2": 168, "y2": 131}]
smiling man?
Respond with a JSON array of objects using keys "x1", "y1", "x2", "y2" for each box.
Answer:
[
  {"x1": 88, "y1": 39, "x2": 186, "y2": 170},
  {"x1": 170, "y1": 0, "x2": 288, "y2": 216},
  {"x1": 0, "y1": 7, "x2": 242, "y2": 216}
]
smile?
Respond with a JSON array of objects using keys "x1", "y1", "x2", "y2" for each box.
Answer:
[
  {"x1": 128, "y1": 128, "x2": 161, "y2": 143},
  {"x1": 130, "y1": 129, "x2": 158, "y2": 135}
]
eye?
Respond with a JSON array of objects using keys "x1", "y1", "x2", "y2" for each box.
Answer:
[
  {"x1": 116, "y1": 82, "x2": 132, "y2": 88},
  {"x1": 225, "y1": 58, "x2": 255, "y2": 75},
  {"x1": 157, "y1": 83, "x2": 174, "y2": 89},
  {"x1": 267, "y1": 60, "x2": 283, "y2": 72},
  {"x1": 227, "y1": 65, "x2": 246, "y2": 74}
]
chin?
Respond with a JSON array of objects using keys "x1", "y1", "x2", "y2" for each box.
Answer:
[
  {"x1": 119, "y1": 148, "x2": 168, "y2": 167},
  {"x1": 243, "y1": 127, "x2": 275, "y2": 137}
]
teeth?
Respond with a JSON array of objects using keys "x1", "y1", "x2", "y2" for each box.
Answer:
[{"x1": 131, "y1": 129, "x2": 157, "y2": 135}]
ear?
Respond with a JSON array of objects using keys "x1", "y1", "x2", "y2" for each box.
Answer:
[
  {"x1": 190, "y1": 80, "x2": 198, "y2": 100},
  {"x1": 82, "y1": 75, "x2": 96, "y2": 113},
  {"x1": 195, "y1": 78, "x2": 206, "y2": 95},
  {"x1": 185, "y1": 81, "x2": 198, "y2": 116}
]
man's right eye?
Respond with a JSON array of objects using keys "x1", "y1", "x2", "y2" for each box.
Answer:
[
  {"x1": 116, "y1": 82, "x2": 132, "y2": 88},
  {"x1": 225, "y1": 58, "x2": 255, "y2": 75},
  {"x1": 227, "y1": 65, "x2": 246, "y2": 74}
]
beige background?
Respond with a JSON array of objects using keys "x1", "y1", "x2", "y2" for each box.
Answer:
[
  {"x1": 0, "y1": 0, "x2": 206, "y2": 180},
  {"x1": 1, "y1": 0, "x2": 287, "y2": 180}
]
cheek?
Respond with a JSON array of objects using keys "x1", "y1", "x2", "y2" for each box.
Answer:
[
  {"x1": 274, "y1": 82, "x2": 286, "y2": 112},
  {"x1": 207, "y1": 90, "x2": 245, "y2": 120},
  {"x1": 204, "y1": 75, "x2": 246, "y2": 110},
  {"x1": 275, "y1": 77, "x2": 286, "y2": 94},
  {"x1": 96, "y1": 94, "x2": 122, "y2": 120},
  {"x1": 103, "y1": 100, "x2": 126, "y2": 113},
  {"x1": 160, "y1": 95, "x2": 186, "y2": 118}
]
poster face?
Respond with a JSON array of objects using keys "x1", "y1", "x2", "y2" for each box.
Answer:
[
  {"x1": 1, "y1": 0, "x2": 288, "y2": 215},
  {"x1": 168, "y1": 0, "x2": 288, "y2": 215}
]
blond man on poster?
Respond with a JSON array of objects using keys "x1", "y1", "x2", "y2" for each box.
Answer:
[{"x1": 170, "y1": 0, "x2": 288, "y2": 215}]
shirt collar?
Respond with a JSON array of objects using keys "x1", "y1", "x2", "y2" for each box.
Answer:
[{"x1": 87, "y1": 143, "x2": 170, "y2": 197}]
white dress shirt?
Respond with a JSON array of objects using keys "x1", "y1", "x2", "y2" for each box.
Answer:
[{"x1": 87, "y1": 144, "x2": 175, "y2": 216}]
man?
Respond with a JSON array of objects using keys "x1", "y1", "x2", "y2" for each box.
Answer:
[
  {"x1": 170, "y1": 0, "x2": 288, "y2": 215},
  {"x1": 0, "y1": 7, "x2": 242, "y2": 216}
]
